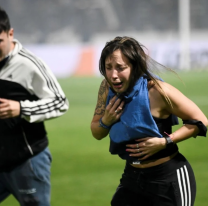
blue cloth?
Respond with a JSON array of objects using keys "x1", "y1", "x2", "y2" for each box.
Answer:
[
  {"x1": 106, "y1": 75, "x2": 178, "y2": 144},
  {"x1": 0, "y1": 148, "x2": 52, "y2": 206}
]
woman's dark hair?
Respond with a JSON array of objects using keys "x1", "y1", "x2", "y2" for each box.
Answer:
[
  {"x1": 99, "y1": 36, "x2": 173, "y2": 106},
  {"x1": 100, "y1": 37, "x2": 148, "y2": 91},
  {"x1": 0, "y1": 7, "x2": 11, "y2": 33}
]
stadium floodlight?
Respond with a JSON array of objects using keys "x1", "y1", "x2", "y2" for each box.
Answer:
[{"x1": 179, "y1": 0, "x2": 190, "y2": 70}]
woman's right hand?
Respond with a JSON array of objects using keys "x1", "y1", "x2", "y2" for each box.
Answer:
[{"x1": 101, "y1": 95, "x2": 125, "y2": 127}]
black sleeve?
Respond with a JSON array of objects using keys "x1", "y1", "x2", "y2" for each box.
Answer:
[{"x1": 183, "y1": 120, "x2": 207, "y2": 137}]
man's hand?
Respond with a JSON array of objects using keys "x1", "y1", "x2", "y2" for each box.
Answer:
[{"x1": 0, "y1": 98, "x2": 20, "y2": 119}]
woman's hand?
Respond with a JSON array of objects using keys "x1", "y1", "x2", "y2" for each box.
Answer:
[
  {"x1": 101, "y1": 95, "x2": 125, "y2": 127},
  {"x1": 126, "y1": 137, "x2": 166, "y2": 160}
]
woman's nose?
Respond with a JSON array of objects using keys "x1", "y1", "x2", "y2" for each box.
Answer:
[{"x1": 111, "y1": 69, "x2": 118, "y2": 79}]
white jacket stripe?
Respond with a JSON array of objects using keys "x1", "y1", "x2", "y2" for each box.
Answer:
[
  {"x1": 19, "y1": 49, "x2": 68, "y2": 117},
  {"x1": 20, "y1": 48, "x2": 60, "y2": 96}
]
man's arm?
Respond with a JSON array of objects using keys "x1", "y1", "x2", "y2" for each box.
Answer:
[
  {"x1": 20, "y1": 61, "x2": 69, "y2": 123},
  {"x1": 0, "y1": 60, "x2": 68, "y2": 122}
]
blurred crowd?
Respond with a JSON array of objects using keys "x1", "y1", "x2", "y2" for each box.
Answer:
[{"x1": 2, "y1": 0, "x2": 208, "y2": 44}]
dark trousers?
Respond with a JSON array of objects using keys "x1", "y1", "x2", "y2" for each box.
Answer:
[
  {"x1": 0, "y1": 148, "x2": 52, "y2": 206},
  {"x1": 111, "y1": 153, "x2": 196, "y2": 206}
]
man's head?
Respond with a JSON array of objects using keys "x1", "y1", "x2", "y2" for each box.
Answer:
[{"x1": 0, "y1": 7, "x2": 14, "y2": 61}]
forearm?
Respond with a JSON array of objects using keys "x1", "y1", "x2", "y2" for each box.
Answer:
[
  {"x1": 170, "y1": 124, "x2": 200, "y2": 143},
  {"x1": 20, "y1": 97, "x2": 69, "y2": 123},
  {"x1": 91, "y1": 121, "x2": 109, "y2": 140}
]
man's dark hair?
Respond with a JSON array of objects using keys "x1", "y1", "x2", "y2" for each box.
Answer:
[{"x1": 0, "y1": 7, "x2": 11, "y2": 33}]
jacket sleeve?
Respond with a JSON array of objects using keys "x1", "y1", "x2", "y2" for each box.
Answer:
[{"x1": 20, "y1": 59, "x2": 69, "y2": 123}]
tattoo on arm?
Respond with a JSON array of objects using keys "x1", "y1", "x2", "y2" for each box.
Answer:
[{"x1": 94, "y1": 80, "x2": 108, "y2": 116}]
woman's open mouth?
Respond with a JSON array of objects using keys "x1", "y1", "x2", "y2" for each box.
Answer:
[{"x1": 112, "y1": 82, "x2": 123, "y2": 89}]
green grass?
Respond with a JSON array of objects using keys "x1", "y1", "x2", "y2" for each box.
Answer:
[{"x1": 2, "y1": 70, "x2": 208, "y2": 206}]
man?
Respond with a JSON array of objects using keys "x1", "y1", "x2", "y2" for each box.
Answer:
[{"x1": 0, "y1": 7, "x2": 69, "y2": 206}]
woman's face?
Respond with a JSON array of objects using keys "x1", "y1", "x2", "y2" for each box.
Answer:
[{"x1": 105, "y1": 49, "x2": 132, "y2": 94}]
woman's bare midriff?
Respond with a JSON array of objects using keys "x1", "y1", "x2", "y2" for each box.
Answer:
[{"x1": 131, "y1": 151, "x2": 178, "y2": 169}]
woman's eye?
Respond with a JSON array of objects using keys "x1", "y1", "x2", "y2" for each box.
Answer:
[{"x1": 118, "y1": 67, "x2": 125, "y2": 71}]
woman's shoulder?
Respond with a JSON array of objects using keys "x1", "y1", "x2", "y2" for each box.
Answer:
[
  {"x1": 100, "y1": 79, "x2": 110, "y2": 93},
  {"x1": 148, "y1": 80, "x2": 167, "y2": 104},
  {"x1": 148, "y1": 79, "x2": 179, "y2": 108},
  {"x1": 149, "y1": 79, "x2": 179, "y2": 95},
  {"x1": 98, "y1": 79, "x2": 110, "y2": 102},
  {"x1": 149, "y1": 79, "x2": 187, "y2": 110},
  {"x1": 100, "y1": 78, "x2": 109, "y2": 87}
]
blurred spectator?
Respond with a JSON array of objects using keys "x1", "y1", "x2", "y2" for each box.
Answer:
[{"x1": 2, "y1": 0, "x2": 208, "y2": 44}]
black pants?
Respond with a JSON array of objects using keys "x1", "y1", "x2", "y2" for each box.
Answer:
[{"x1": 111, "y1": 153, "x2": 196, "y2": 206}]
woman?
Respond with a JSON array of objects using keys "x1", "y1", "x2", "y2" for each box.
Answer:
[{"x1": 90, "y1": 36, "x2": 207, "y2": 206}]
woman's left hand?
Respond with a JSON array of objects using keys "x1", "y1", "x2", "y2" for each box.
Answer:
[{"x1": 126, "y1": 137, "x2": 166, "y2": 160}]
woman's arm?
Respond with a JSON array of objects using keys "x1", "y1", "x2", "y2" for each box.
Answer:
[
  {"x1": 126, "y1": 81, "x2": 207, "y2": 160},
  {"x1": 162, "y1": 81, "x2": 208, "y2": 142},
  {"x1": 91, "y1": 79, "x2": 125, "y2": 140},
  {"x1": 91, "y1": 80, "x2": 109, "y2": 140}
]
